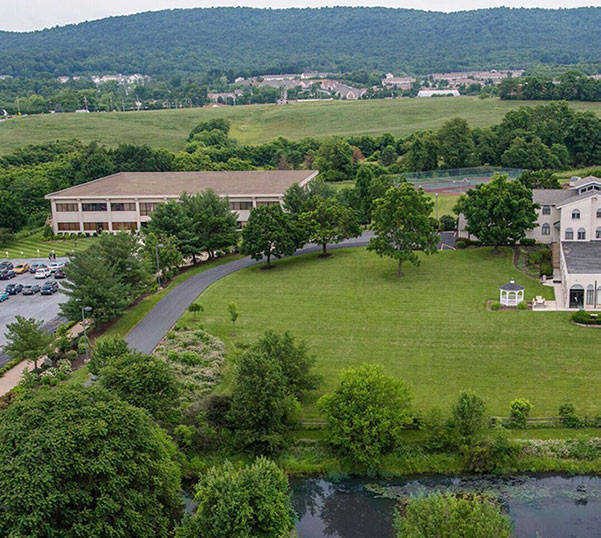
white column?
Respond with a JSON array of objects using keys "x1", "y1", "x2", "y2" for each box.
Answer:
[
  {"x1": 107, "y1": 198, "x2": 113, "y2": 232},
  {"x1": 135, "y1": 199, "x2": 141, "y2": 230},
  {"x1": 77, "y1": 199, "x2": 84, "y2": 233}
]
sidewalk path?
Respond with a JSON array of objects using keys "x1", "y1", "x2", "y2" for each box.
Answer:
[{"x1": 0, "y1": 361, "x2": 30, "y2": 397}]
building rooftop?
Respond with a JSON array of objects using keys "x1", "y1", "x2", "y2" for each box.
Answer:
[
  {"x1": 499, "y1": 280, "x2": 524, "y2": 291},
  {"x1": 45, "y1": 170, "x2": 318, "y2": 199},
  {"x1": 561, "y1": 241, "x2": 601, "y2": 274},
  {"x1": 533, "y1": 188, "x2": 578, "y2": 205}
]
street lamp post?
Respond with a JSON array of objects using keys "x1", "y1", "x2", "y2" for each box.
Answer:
[
  {"x1": 81, "y1": 306, "x2": 92, "y2": 363},
  {"x1": 155, "y1": 242, "x2": 164, "y2": 287},
  {"x1": 435, "y1": 193, "x2": 439, "y2": 220}
]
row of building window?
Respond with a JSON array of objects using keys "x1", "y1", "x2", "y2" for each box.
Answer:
[
  {"x1": 541, "y1": 206, "x2": 601, "y2": 220},
  {"x1": 57, "y1": 222, "x2": 138, "y2": 232},
  {"x1": 57, "y1": 202, "x2": 139, "y2": 212},
  {"x1": 561, "y1": 228, "x2": 601, "y2": 240}
]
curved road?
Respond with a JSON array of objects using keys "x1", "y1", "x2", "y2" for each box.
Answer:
[{"x1": 125, "y1": 231, "x2": 455, "y2": 353}]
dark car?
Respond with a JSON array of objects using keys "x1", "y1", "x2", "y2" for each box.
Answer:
[
  {"x1": 0, "y1": 261, "x2": 13, "y2": 271},
  {"x1": 40, "y1": 281, "x2": 59, "y2": 295},
  {"x1": 22, "y1": 284, "x2": 41, "y2": 295},
  {"x1": 54, "y1": 268, "x2": 66, "y2": 279},
  {"x1": 30, "y1": 263, "x2": 45, "y2": 274},
  {"x1": 0, "y1": 269, "x2": 15, "y2": 280},
  {"x1": 5, "y1": 283, "x2": 23, "y2": 295}
]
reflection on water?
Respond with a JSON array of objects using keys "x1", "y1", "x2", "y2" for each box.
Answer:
[{"x1": 291, "y1": 475, "x2": 601, "y2": 538}]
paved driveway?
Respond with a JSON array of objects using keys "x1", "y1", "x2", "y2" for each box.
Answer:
[{"x1": 0, "y1": 259, "x2": 68, "y2": 366}]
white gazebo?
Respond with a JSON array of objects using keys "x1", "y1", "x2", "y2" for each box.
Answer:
[{"x1": 499, "y1": 279, "x2": 524, "y2": 307}]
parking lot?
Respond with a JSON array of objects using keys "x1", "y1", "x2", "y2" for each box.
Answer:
[{"x1": 0, "y1": 259, "x2": 68, "y2": 366}]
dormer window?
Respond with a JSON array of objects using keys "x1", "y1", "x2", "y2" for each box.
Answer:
[
  {"x1": 565, "y1": 228, "x2": 574, "y2": 240},
  {"x1": 542, "y1": 205, "x2": 550, "y2": 215},
  {"x1": 572, "y1": 209, "x2": 581, "y2": 220}
]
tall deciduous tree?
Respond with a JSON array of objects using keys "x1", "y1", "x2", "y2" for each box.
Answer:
[
  {"x1": 3, "y1": 316, "x2": 53, "y2": 370},
  {"x1": 0, "y1": 386, "x2": 182, "y2": 537},
  {"x1": 142, "y1": 232, "x2": 183, "y2": 281},
  {"x1": 454, "y1": 173, "x2": 538, "y2": 253},
  {"x1": 299, "y1": 196, "x2": 361, "y2": 256},
  {"x1": 146, "y1": 200, "x2": 196, "y2": 259},
  {"x1": 368, "y1": 183, "x2": 438, "y2": 277},
  {"x1": 241, "y1": 205, "x2": 298, "y2": 268},
  {"x1": 437, "y1": 117, "x2": 476, "y2": 168},
  {"x1": 177, "y1": 458, "x2": 295, "y2": 538},
  {"x1": 314, "y1": 136, "x2": 354, "y2": 181},
  {"x1": 318, "y1": 364, "x2": 412, "y2": 468}
]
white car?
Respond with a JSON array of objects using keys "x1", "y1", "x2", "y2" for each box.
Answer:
[
  {"x1": 48, "y1": 262, "x2": 65, "y2": 273},
  {"x1": 35, "y1": 268, "x2": 52, "y2": 279}
]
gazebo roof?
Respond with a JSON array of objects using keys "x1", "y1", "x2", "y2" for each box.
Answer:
[{"x1": 499, "y1": 279, "x2": 524, "y2": 291}]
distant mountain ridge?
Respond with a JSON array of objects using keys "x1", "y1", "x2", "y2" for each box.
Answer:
[{"x1": 1, "y1": 7, "x2": 600, "y2": 77}]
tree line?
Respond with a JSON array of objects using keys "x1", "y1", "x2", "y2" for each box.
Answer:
[{"x1": 499, "y1": 70, "x2": 601, "y2": 101}]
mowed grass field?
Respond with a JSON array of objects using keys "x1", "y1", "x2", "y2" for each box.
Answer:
[
  {"x1": 0, "y1": 231, "x2": 97, "y2": 259},
  {"x1": 174, "y1": 246, "x2": 601, "y2": 419},
  {"x1": 3, "y1": 98, "x2": 601, "y2": 154}
]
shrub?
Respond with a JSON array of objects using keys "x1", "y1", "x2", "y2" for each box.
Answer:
[
  {"x1": 559, "y1": 402, "x2": 582, "y2": 429},
  {"x1": 451, "y1": 390, "x2": 487, "y2": 445},
  {"x1": 490, "y1": 302, "x2": 501, "y2": 311},
  {"x1": 455, "y1": 240, "x2": 467, "y2": 249},
  {"x1": 318, "y1": 364, "x2": 412, "y2": 468},
  {"x1": 395, "y1": 492, "x2": 512, "y2": 538},
  {"x1": 572, "y1": 310, "x2": 601, "y2": 325},
  {"x1": 64, "y1": 350, "x2": 78, "y2": 361},
  {"x1": 89, "y1": 335, "x2": 129, "y2": 375},
  {"x1": 421, "y1": 408, "x2": 454, "y2": 452},
  {"x1": 520, "y1": 238, "x2": 536, "y2": 246},
  {"x1": 77, "y1": 336, "x2": 89, "y2": 355},
  {"x1": 517, "y1": 301, "x2": 528, "y2": 310},
  {"x1": 42, "y1": 225, "x2": 54, "y2": 239},
  {"x1": 539, "y1": 262, "x2": 553, "y2": 277},
  {"x1": 439, "y1": 214, "x2": 457, "y2": 231},
  {"x1": 508, "y1": 398, "x2": 532, "y2": 428}
]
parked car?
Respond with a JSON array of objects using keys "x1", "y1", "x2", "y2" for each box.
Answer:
[
  {"x1": 40, "y1": 281, "x2": 59, "y2": 295},
  {"x1": 5, "y1": 283, "x2": 23, "y2": 295},
  {"x1": 48, "y1": 262, "x2": 65, "y2": 273},
  {"x1": 22, "y1": 284, "x2": 41, "y2": 295},
  {"x1": 0, "y1": 261, "x2": 13, "y2": 271},
  {"x1": 0, "y1": 269, "x2": 15, "y2": 280},
  {"x1": 30, "y1": 263, "x2": 45, "y2": 274},
  {"x1": 35, "y1": 268, "x2": 52, "y2": 279},
  {"x1": 0, "y1": 290, "x2": 8, "y2": 302},
  {"x1": 54, "y1": 268, "x2": 66, "y2": 279},
  {"x1": 13, "y1": 263, "x2": 30, "y2": 274}
]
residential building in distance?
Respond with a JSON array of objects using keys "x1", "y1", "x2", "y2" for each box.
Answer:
[
  {"x1": 45, "y1": 170, "x2": 318, "y2": 234},
  {"x1": 417, "y1": 89, "x2": 460, "y2": 97}
]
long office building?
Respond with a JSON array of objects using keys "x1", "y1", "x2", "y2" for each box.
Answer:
[{"x1": 45, "y1": 170, "x2": 318, "y2": 234}]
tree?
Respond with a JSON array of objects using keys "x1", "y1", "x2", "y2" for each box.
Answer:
[
  {"x1": 395, "y1": 493, "x2": 512, "y2": 538},
  {"x1": 3, "y1": 316, "x2": 52, "y2": 370},
  {"x1": 509, "y1": 398, "x2": 533, "y2": 428},
  {"x1": 241, "y1": 205, "x2": 299, "y2": 267},
  {"x1": 227, "y1": 302, "x2": 239, "y2": 335},
  {"x1": 454, "y1": 173, "x2": 538, "y2": 253},
  {"x1": 89, "y1": 335, "x2": 129, "y2": 375},
  {"x1": 314, "y1": 136, "x2": 354, "y2": 181},
  {"x1": 146, "y1": 200, "x2": 196, "y2": 259},
  {"x1": 0, "y1": 386, "x2": 181, "y2": 537},
  {"x1": 518, "y1": 169, "x2": 561, "y2": 189},
  {"x1": 143, "y1": 232, "x2": 183, "y2": 281},
  {"x1": 354, "y1": 165, "x2": 376, "y2": 223},
  {"x1": 96, "y1": 231, "x2": 150, "y2": 292},
  {"x1": 379, "y1": 145, "x2": 398, "y2": 166},
  {"x1": 228, "y1": 348, "x2": 292, "y2": 451},
  {"x1": 188, "y1": 302, "x2": 204, "y2": 319},
  {"x1": 299, "y1": 196, "x2": 361, "y2": 256},
  {"x1": 368, "y1": 183, "x2": 438, "y2": 277},
  {"x1": 437, "y1": 117, "x2": 476, "y2": 168},
  {"x1": 251, "y1": 330, "x2": 320, "y2": 398},
  {"x1": 451, "y1": 390, "x2": 488, "y2": 445},
  {"x1": 99, "y1": 352, "x2": 181, "y2": 421},
  {"x1": 177, "y1": 458, "x2": 295, "y2": 538},
  {"x1": 318, "y1": 364, "x2": 412, "y2": 468},
  {"x1": 182, "y1": 190, "x2": 238, "y2": 258}
]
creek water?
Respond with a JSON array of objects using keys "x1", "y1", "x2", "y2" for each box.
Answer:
[{"x1": 291, "y1": 475, "x2": 601, "y2": 537}]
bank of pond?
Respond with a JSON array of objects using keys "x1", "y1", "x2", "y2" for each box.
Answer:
[{"x1": 290, "y1": 474, "x2": 601, "y2": 537}]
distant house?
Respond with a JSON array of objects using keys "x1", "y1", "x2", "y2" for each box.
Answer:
[
  {"x1": 320, "y1": 81, "x2": 366, "y2": 100},
  {"x1": 417, "y1": 89, "x2": 460, "y2": 97},
  {"x1": 381, "y1": 76, "x2": 415, "y2": 89}
]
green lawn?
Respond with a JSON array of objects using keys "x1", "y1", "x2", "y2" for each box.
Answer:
[
  {"x1": 0, "y1": 230, "x2": 98, "y2": 259},
  {"x1": 426, "y1": 193, "x2": 458, "y2": 217},
  {"x1": 172, "y1": 246, "x2": 601, "y2": 419},
  {"x1": 4, "y1": 98, "x2": 601, "y2": 153}
]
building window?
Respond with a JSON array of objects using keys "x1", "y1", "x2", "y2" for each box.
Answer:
[
  {"x1": 112, "y1": 222, "x2": 137, "y2": 231},
  {"x1": 565, "y1": 228, "x2": 574, "y2": 240},
  {"x1": 542, "y1": 205, "x2": 550, "y2": 215},
  {"x1": 139, "y1": 202, "x2": 162, "y2": 216},
  {"x1": 111, "y1": 202, "x2": 137, "y2": 212},
  {"x1": 596, "y1": 228, "x2": 601, "y2": 240},
  {"x1": 597, "y1": 209, "x2": 601, "y2": 219},
  {"x1": 256, "y1": 201, "x2": 280, "y2": 207},
  {"x1": 57, "y1": 222, "x2": 80, "y2": 231},
  {"x1": 587, "y1": 285, "x2": 595, "y2": 305},
  {"x1": 56, "y1": 203, "x2": 78, "y2": 212},
  {"x1": 578, "y1": 228, "x2": 586, "y2": 240},
  {"x1": 83, "y1": 222, "x2": 107, "y2": 232},
  {"x1": 81, "y1": 202, "x2": 107, "y2": 212},
  {"x1": 572, "y1": 209, "x2": 581, "y2": 220},
  {"x1": 229, "y1": 201, "x2": 253, "y2": 211},
  {"x1": 541, "y1": 223, "x2": 550, "y2": 236}
]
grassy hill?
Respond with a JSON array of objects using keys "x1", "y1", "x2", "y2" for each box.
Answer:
[{"x1": 3, "y1": 98, "x2": 601, "y2": 154}]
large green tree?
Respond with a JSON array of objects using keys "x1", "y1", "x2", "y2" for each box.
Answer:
[
  {"x1": 318, "y1": 364, "x2": 412, "y2": 468},
  {"x1": 3, "y1": 316, "x2": 53, "y2": 370},
  {"x1": 177, "y1": 458, "x2": 295, "y2": 538},
  {"x1": 368, "y1": 183, "x2": 438, "y2": 276},
  {"x1": 454, "y1": 173, "x2": 538, "y2": 252},
  {"x1": 299, "y1": 196, "x2": 361, "y2": 256},
  {"x1": 0, "y1": 386, "x2": 181, "y2": 537},
  {"x1": 241, "y1": 205, "x2": 299, "y2": 268},
  {"x1": 437, "y1": 117, "x2": 476, "y2": 168},
  {"x1": 314, "y1": 136, "x2": 354, "y2": 181},
  {"x1": 146, "y1": 200, "x2": 196, "y2": 259}
]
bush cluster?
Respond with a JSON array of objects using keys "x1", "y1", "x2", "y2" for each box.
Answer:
[{"x1": 572, "y1": 310, "x2": 601, "y2": 325}]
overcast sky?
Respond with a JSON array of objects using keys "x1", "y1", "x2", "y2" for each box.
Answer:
[{"x1": 3, "y1": 0, "x2": 601, "y2": 32}]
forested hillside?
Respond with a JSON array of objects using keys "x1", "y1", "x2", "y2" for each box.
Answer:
[{"x1": 1, "y1": 7, "x2": 601, "y2": 77}]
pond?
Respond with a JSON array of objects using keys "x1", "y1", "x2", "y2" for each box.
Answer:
[{"x1": 291, "y1": 475, "x2": 601, "y2": 537}]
